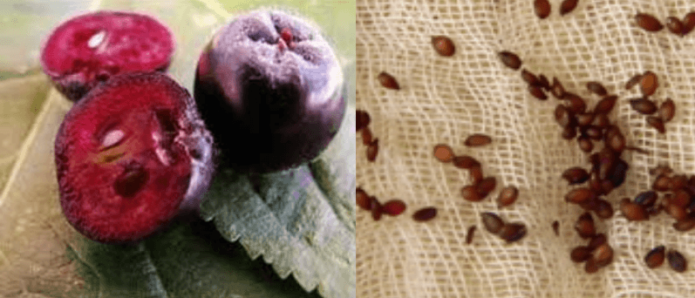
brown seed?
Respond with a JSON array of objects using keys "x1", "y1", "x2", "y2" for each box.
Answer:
[
  {"x1": 584, "y1": 126, "x2": 603, "y2": 141},
  {"x1": 593, "y1": 243, "x2": 614, "y2": 267},
  {"x1": 497, "y1": 186, "x2": 519, "y2": 207},
  {"x1": 585, "y1": 258, "x2": 599, "y2": 273},
  {"x1": 577, "y1": 136, "x2": 593, "y2": 153},
  {"x1": 538, "y1": 75, "x2": 551, "y2": 90},
  {"x1": 650, "y1": 165, "x2": 673, "y2": 177},
  {"x1": 670, "y1": 174, "x2": 689, "y2": 191},
  {"x1": 606, "y1": 129, "x2": 626, "y2": 153},
  {"x1": 608, "y1": 158, "x2": 629, "y2": 188},
  {"x1": 566, "y1": 188, "x2": 596, "y2": 204},
  {"x1": 453, "y1": 155, "x2": 480, "y2": 169},
  {"x1": 653, "y1": 174, "x2": 672, "y2": 191},
  {"x1": 461, "y1": 185, "x2": 483, "y2": 202},
  {"x1": 476, "y1": 177, "x2": 497, "y2": 198},
  {"x1": 466, "y1": 225, "x2": 477, "y2": 244},
  {"x1": 620, "y1": 200, "x2": 649, "y2": 221},
  {"x1": 528, "y1": 85, "x2": 548, "y2": 100},
  {"x1": 382, "y1": 199, "x2": 407, "y2": 216},
  {"x1": 361, "y1": 126, "x2": 373, "y2": 145},
  {"x1": 671, "y1": 190, "x2": 691, "y2": 207},
  {"x1": 586, "y1": 82, "x2": 608, "y2": 96},
  {"x1": 635, "y1": 13, "x2": 664, "y2": 32},
  {"x1": 666, "y1": 16, "x2": 684, "y2": 36},
  {"x1": 481, "y1": 212, "x2": 505, "y2": 234},
  {"x1": 576, "y1": 113, "x2": 595, "y2": 127},
  {"x1": 646, "y1": 116, "x2": 666, "y2": 134},
  {"x1": 412, "y1": 207, "x2": 437, "y2": 222},
  {"x1": 464, "y1": 134, "x2": 492, "y2": 147},
  {"x1": 534, "y1": 0, "x2": 551, "y2": 19},
  {"x1": 674, "y1": 216, "x2": 695, "y2": 232},
  {"x1": 565, "y1": 93, "x2": 587, "y2": 114},
  {"x1": 579, "y1": 196, "x2": 600, "y2": 211},
  {"x1": 659, "y1": 98, "x2": 675, "y2": 122},
  {"x1": 683, "y1": 12, "x2": 695, "y2": 35},
  {"x1": 562, "y1": 167, "x2": 590, "y2": 185},
  {"x1": 598, "y1": 147, "x2": 617, "y2": 180},
  {"x1": 521, "y1": 69, "x2": 540, "y2": 86},
  {"x1": 594, "y1": 95, "x2": 617, "y2": 114},
  {"x1": 559, "y1": 0, "x2": 579, "y2": 15},
  {"x1": 431, "y1": 36, "x2": 455, "y2": 56},
  {"x1": 595, "y1": 199, "x2": 614, "y2": 219},
  {"x1": 561, "y1": 125, "x2": 577, "y2": 140},
  {"x1": 469, "y1": 165, "x2": 484, "y2": 184},
  {"x1": 433, "y1": 144, "x2": 455, "y2": 163},
  {"x1": 554, "y1": 105, "x2": 574, "y2": 128},
  {"x1": 377, "y1": 72, "x2": 400, "y2": 90},
  {"x1": 625, "y1": 74, "x2": 642, "y2": 90},
  {"x1": 367, "y1": 138, "x2": 379, "y2": 162},
  {"x1": 571, "y1": 246, "x2": 592, "y2": 263},
  {"x1": 575, "y1": 212, "x2": 596, "y2": 239},
  {"x1": 371, "y1": 197, "x2": 382, "y2": 221},
  {"x1": 591, "y1": 113, "x2": 610, "y2": 129},
  {"x1": 356, "y1": 109, "x2": 370, "y2": 131},
  {"x1": 588, "y1": 234, "x2": 607, "y2": 250},
  {"x1": 645, "y1": 246, "x2": 666, "y2": 268},
  {"x1": 665, "y1": 203, "x2": 688, "y2": 221},
  {"x1": 499, "y1": 222, "x2": 527, "y2": 243},
  {"x1": 498, "y1": 51, "x2": 522, "y2": 70},
  {"x1": 640, "y1": 71, "x2": 658, "y2": 96},
  {"x1": 356, "y1": 188, "x2": 371, "y2": 211},
  {"x1": 634, "y1": 191, "x2": 658, "y2": 207},
  {"x1": 552, "y1": 220, "x2": 559, "y2": 236},
  {"x1": 629, "y1": 98, "x2": 657, "y2": 115},
  {"x1": 667, "y1": 250, "x2": 687, "y2": 272},
  {"x1": 551, "y1": 77, "x2": 566, "y2": 99}
]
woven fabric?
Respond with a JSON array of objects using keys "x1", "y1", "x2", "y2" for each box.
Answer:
[{"x1": 356, "y1": 0, "x2": 695, "y2": 297}]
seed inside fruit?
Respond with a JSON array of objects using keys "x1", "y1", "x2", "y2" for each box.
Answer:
[
  {"x1": 586, "y1": 82, "x2": 607, "y2": 96},
  {"x1": 640, "y1": 71, "x2": 658, "y2": 96},
  {"x1": 595, "y1": 199, "x2": 614, "y2": 219},
  {"x1": 431, "y1": 36, "x2": 455, "y2": 56},
  {"x1": 464, "y1": 134, "x2": 492, "y2": 147},
  {"x1": 634, "y1": 191, "x2": 657, "y2": 207},
  {"x1": 645, "y1": 245, "x2": 665, "y2": 268},
  {"x1": 659, "y1": 98, "x2": 675, "y2": 122},
  {"x1": 378, "y1": 72, "x2": 400, "y2": 90},
  {"x1": 433, "y1": 144, "x2": 455, "y2": 163},
  {"x1": 667, "y1": 250, "x2": 687, "y2": 272},
  {"x1": 559, "y1": 0, "x2": 579, "y2": 15},
  {"x1": 367, "y1": 139, "x2": 379, "y2": 162},
  {"x1": 636, "y1": 13, "x2": 664, "y2": 32},
  {"x1": 412, "y1": 207, "x2": 437, "y2": 222},
  {"x1": 88, "y1": 30, "x2": 106, "y2": 48},
  {"x1": 356, "y1": 187, "x2": 371, "y2": 211},
  {"x1": 382, "y1": 199, "x2": 407, "y2": 216},
  {"x1": 481, "y1": 212, "x2": 505, "y2": 234},
  {"x1": 497, "y1": 186, "x2": 519, "y2": 207},
  {"x1": 498, "y1": 51, "x2": 522, "y2": 70},
  {"x1": 466, "y1": 225, "x2": 477, "y2": 244},
  {"x1": 577, "y1": 137, "x2": 593, "y2": 153},
  {"x1": 462, "y1": 185, "x2": 482, "y2": 202},
  {"x1": 534, "y1": 0, "x2": 551, "y2": 19}
]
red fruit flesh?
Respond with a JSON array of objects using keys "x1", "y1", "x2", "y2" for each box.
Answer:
[
  {"x1": 55, "y1": 73, "x2": 214, "y2": 244},
  {"x1": 41, "y1": 11, "x2": 174, "y2": 101}
]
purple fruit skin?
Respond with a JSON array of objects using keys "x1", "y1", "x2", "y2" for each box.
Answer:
[{"x1": 194, "y1": 10, "x2": 346, "y2": 173}]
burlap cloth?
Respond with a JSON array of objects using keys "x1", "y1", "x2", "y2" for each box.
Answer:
[{"x1": 356, "y1": 0, "x2": 695, "y2": 297}]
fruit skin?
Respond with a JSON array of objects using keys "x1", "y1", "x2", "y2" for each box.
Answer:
[
  {"x1": 55, "y1": 72, "x2": 214, "y2": 244},
  {"x1": 194, "y1": 9, "x2": 345, "y2": 173},
  {"x1": 40, "y1": 11, "x2": 174, "y2": 101}
]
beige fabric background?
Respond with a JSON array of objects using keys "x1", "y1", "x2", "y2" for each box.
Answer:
[{"x1": 356, "y1": 0, "x2": 695, "y2": 297}]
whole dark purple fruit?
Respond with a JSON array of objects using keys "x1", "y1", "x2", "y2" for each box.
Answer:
[
  {"x1": 194, "y1": 10, "x2": 345, "y2": 173},
  {"x1": 40, "y1": 11, "x2": 174, "y2": 101},
  {"x1": 55, "y1": 72, "x2": 214, "y2": 244}
]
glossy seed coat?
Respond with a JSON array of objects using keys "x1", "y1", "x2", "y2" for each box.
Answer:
[
  {"x1": 645, "y1": 246, "x2": 665, "y2": 268},
  {"x1": 647, "y1": 116, "x2": 666, "y2": 134},
  {"x1": 625, "y1": 74, "x2": 642, "y2": 90},
  {"x1": 666, "y1": 17, "x2": 684, "y2": 35},
  {"x1": 521, "y1": 69, "x2": 540, "y2": 86},
  {"x1": 683, "y1": 12, "x2": 695, "y2": 35},
  {"x1": 497, "y1": 186, "x2": 519, "y2": 207},
  {"x1": 412, "y1": 207, "x2": 437, "y2": 222},
  {"x1": 562, "y1": 167, "x2": 590, "y2": 185},
  {"x1": 559, "y1": 0, "x2": 579, "y2": 15},
  {"x1": 378, "y1": 72, "x2": 400, "y2": 90},
  {"x1": 630, "y1": 98, "x2": 657, "y2": 115},
  {"x1": 620, "y1": 200, "x2": 648, "y2": 221},
  {"x1": 498, "y1": 51, "x2": 522, "y2": 70},
  {"x1": 575, "y1": 212, "x2": 596, "y2": 239},
  {"x1": 382, "y1": 199, "x2": 407, "y2": 216},
  {"x1": 462, "y1": 185, "x2": 483, "y2": 202},
  {"x1": 587, "y1": 82, "x2": 607, "y2": 96},
  {"x1": 476, "y1": 177, "x2": 497, "y2": 198},
  {"x1": 481, "y1": 212, "x2": 505, "y2": 234},
  {"x1": 594, "y1": 95, "x2": 617, "y2": 114},
  {"x1": 636, "y1": 13, "x2": 664, "y2": 32},
  {"x1": 433, "y1": 144, "x2": 455, "y2": 163},
  {"x1": 640, "y1": 71, "x2": 658, "y2": 96},
  {"x1": 499, "y1": 223, "x2": 527, "y2": 243},
  {"x1": 432, "y1": 36, "x2": 455, "y2": 56},
  {"x1": 534, "y1": 0, "x2": 551, "y2": 19},
  {"x1": 571, "y1": 246, "x2": 592, "y2": 263},
  {"x1": 464, "y1": 134, "x2": 492, "y2": 147},
  {"x1": 659, "y1": 98, "x2": 675, "y2": 122},
  {"x1": 588, "y1": 234, "x2": 607, "y2": 250}
]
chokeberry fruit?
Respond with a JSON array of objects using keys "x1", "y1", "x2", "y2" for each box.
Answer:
[
  {"x1": 54, "y1": 72, "x2": 214, "y2": 244},
  {"x1": 194, "y1": 10, "x2": 346, "y2": 173},
  {"x1": 40, "y1": 11, "x2": 174, "y2": 101}
]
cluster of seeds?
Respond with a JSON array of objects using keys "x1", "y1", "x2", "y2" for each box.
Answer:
[
  {"x1": 625, "y1": 72, "x2": 675, "y2": 134},
  {"x1": 481, "y1": 212, "x2": 527, "y2": 243},
  {"x1": 635, "y1": 12, "x2": 695, "y2": 37},
  {"x1": 569, "y1": 231, "x2": 613, "y2": 273},
  {"x1": 533, "y1": 0, "x2": 579, "y2": 19},
  {"x1": 356, "y1": 187, "x2": 408, "y2": 221},
  {"x1": 645, "y1": 245, "x2": 688, "y2": 272},
  {"x1": 357, "y1": 109, "x2": 379, "y2": 162}
]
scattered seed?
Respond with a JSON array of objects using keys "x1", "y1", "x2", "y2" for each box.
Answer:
[
  {"x1": 575, "y1": 212, "x2": 596, "y2": 238},
  {"x1": 595, "y1": 199, "x2": 614, "y2": 219},
  {"x1": 382, "y1": 199, "x2": 407, "y2": 216},
  {"x1": 462, "y1": 185, "x2": 483, "y2": 202},
  {"x1": 629, "y1": 98, "x2": 657, "y2": 115},
  {"x1": 606, "y1": 129, "x2": 626, "y2": 153},
  {"x1": 593, "y1": 243, "x2": 614, "y2": 267},
  {"x1": 361, "y1": 126, "x2": 373, "y2": 145},
  {"x1": 670, "y1": 176, "x2": 688, "y2": 191},
  {"x1": 497, "y1": 186, "x2": 519, "y2": 207},
  {"x1": 588, "y1": 234, "x2": 607, "y2": 250},
  {"x1": 559, "y1": 0, "x2": 579, "y2": 15},
  {"x1": 529, "y1": 85, "x2": 548, "y2": 100},
  {"x1": 371, "y1": 197, "x2": 382, "y2": 221},
  {"x1": 432, "y1": 36, "x2": 455, "y2": 57},
  {"x1": 585, "y1": 126, "x2": 603, "y2": 141},
  {"x1": 565, "y1": 93, "x2": 587, "y2": 114},
  {"x1": 577, "y1": 136, "x2": 593, "y2": 153},
  {"x1": 466, "y1": 225, "x2": 477, "y2": 244},
  {"x1": 674, "y1": 216, "x2": 695, "y2": 232},
  {"x1": 356, "y1": 188, "x2": 371, "y2": 211},
  {"x1": 469, "y1": 165, "x2": 484, "y2": 184},
  {"x1": 499, "y1": 222, "x2": 527, "y2": 243},
  {"x1": 640, "y1": 71, "x2": 658, "y2": 96},
  {"x1": 555, "y1": 105, "x2": 574, "y2": 128},
  {"x1": 576, "y1": 113, "x2": 594, "y2": 127},
  {"x1": 534, "y1": 0, "x2": 551, "y2": 19},
  {"x1": 650, "y1": 165, "x2": 673, "y2": 177},
  {"x1": 666, "y1": 17, "x2": 684, "y2": 35},
  {"x1": 634, "y1": 191, "x2": 658, "y2": 207},
  {"x1": 377, "y1": 72, "x2": 400, "y2": 90},
  {"x1": 481, "y1": 212, "x2": 505, "y2": 234},
  {"x1": 620, "y1": 199, "x2": 649, "y2": 221},
  {"x1": 683, "y1": 12, "x2": 695, "y2": 35},
  {"x1": 476, "y1": 177, "x2": 497, "y2": 198},
  {"x1": 635, "y1": 13, "x2": 664, "y2": 32},
  {"x1": 356, "y1": 109, "x2": 371, "y2": 131},
  {"x1": 566, "y1": 188, "x2": 596, "y2": 204},
  {"x1": 562, "y1": 125, "x2": 577, "y2": 140},
  {"x1": 498, "y1": 51, "x2": 522, "y2": 70},
  {"x1": 667, "y1": 250, "x2": 687, "y2": 272},
  {"x1": 646, "y1": 116, "x2": 666, "y2": 134},
  {"x1": 562, "y1": 167, "x2": 590, "y2": 185},
  {"x1": 653, "y1": 174, "x2": 672, "y2": 191},
  {"x1": 552, "y1": 220, "x2": 560, "y2": 236},
  {"x1": 591, "y1": 113, "x2": 611, "y2": 129},
  {"x1": 433, "y1": 144, "x2": 455, "y2": 163},
  {"x1": 593, "y1": 95, "x2": 617, "y2": 114},
  {"x1": 367, "y1": 138, "x2": 379, "y2": 162},
  {"x1": 625, "y1": 74, "x2": 642, "y2": 90},
  {"x1": 412, "y1": 207, "x2": 437, "y2": 222},
  {"x1": 453, "y1": 155, "x2": 480, "y2": 169},
  {"x1": 587, "y1": 82, "x2": 608, "y2": 96},
  {"x1": 538, "y1": 75, "x2": 551, "y2": 90},
  {"x1": 464, "y1": 134, "x2": 492, "y2": 147},
  {"x1": 521, "y1": 69, "x2": 540, "y2": 86},
  {"x1": 608, "y1": 158, "x2": 629, "y2": 188},
  {"x1": 645, "y1": 246, "x2": 666, "y2": 268},
  {"x1": 571, "y1": 246, "x2": 592, "y2": 263},
  {"x1": 659, "y1": 98, "x2": 675, "y2": 122},
  {"x1": 584, "y1": 258, "x2": 600, "y2": 273},
  {"x1": 665, "y1": 203, "x2": 688, "y2": 221}
]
